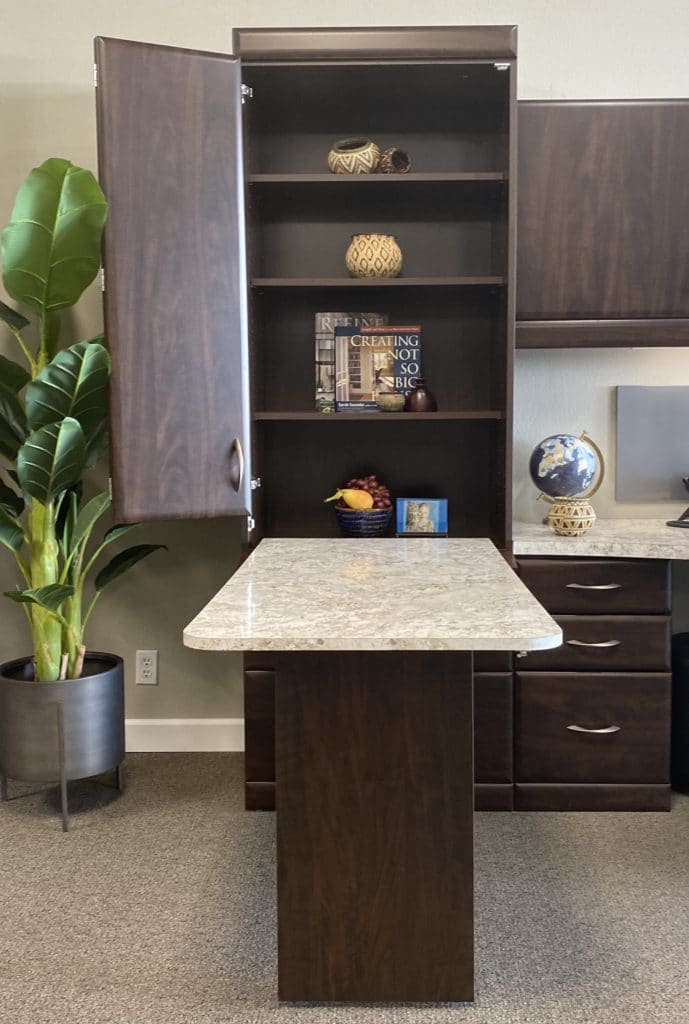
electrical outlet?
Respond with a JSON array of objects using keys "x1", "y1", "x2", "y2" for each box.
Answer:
[{"x1": 136, "y1": 649, "x2": 158, "y2": 685}]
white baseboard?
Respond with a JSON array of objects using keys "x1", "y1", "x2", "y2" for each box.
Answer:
[{"x1": 125, "y1": 718, "x2": 245, "y2": 752}]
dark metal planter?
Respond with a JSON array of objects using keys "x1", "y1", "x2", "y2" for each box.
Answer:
[{"x1": 0, "y1": 653, "x2": 125, "y2": 831}]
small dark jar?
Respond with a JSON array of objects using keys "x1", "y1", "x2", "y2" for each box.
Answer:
[{"x1": 404, "y1": 378, "x2": 438, "y2": 413}]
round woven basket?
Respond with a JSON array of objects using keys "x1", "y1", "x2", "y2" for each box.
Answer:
[
  {"x1": 547, "y1": 497, "x2": 596, "y2": 537},
  {"x1": 335, "y1": 507, "x2": 392, "y2": 537}
]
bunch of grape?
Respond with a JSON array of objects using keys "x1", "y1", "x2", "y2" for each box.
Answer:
[{"x1": 338, "y1": 474, "x2": 392, "y2": 510}]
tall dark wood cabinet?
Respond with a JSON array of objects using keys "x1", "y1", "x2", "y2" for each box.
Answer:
[{"x1": 95, "y1": 26, "x2": 518, "y2": 812}]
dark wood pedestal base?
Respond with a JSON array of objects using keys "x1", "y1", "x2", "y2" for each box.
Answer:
[{"x1": 274, "y1": 651, "x2": 475, "y2": 1003}]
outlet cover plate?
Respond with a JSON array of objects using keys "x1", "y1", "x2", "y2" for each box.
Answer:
[{"x1": 136, "y1": 649, "x2": 158, "y2": 685}]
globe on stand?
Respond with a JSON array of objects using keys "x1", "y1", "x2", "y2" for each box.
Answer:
[{"x1": 528, "y1": 432, "x2": 605, "y2": 537}]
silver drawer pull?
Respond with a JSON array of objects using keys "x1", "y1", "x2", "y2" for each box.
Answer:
[
  {"x1": 566, "y1": 639, "x2": 621, "y2": 648},
  {"x1": 566, "y1": 582, "x2": 621, "y2": 590},
  {"x1": 567, "y1": 724, "x2": 621, "y2": 735}
]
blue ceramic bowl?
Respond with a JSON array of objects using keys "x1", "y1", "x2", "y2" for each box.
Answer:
[{"x1": 334, "y1": 506, "x2": 392, "y2": 537}]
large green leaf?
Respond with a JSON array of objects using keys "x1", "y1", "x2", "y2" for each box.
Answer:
[
  {"x1": 0, "y1": 507, "x2": 24, "y2": 552},
  {"x1": 0, "y1": 478, "x2": 24, "y2": 517},
  {"x1": 1, "y1": 158, "x2": 107, "y2": 317},
  {"x1": 25, "y1": 340, "x2": 110, "y2": 464},
  {"x1": 0, "y1": 299, "x2": 29, "y2": 332},
  {"x1": 0, "y1": 353, "x2": 30, "y2": 393},
  {"x1": 0, "y1": 355, "x2": 27, "y2": 460},
  {"x1": 17, "y1": 417, "x2": 86, "y2": 504},
  {"x1": 70, "y1": 490, "x2": 111, "y2": 553},
  {"x1": 4, "y1": 583, "x2": 74, "y2": 613},
  {"x1": 95, "y1": 544, "x2": 167, "y2": 591}
]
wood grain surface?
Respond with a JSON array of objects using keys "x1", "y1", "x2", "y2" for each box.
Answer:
[
  {"x1": 518, "y1": 100, "x2": 689, "y2": 320},
  {"x1": 275, "y1": 651, "x2": 475, "y2": 1003},
  {"x1": 95, "y1": 38, "x2": 251, "y2": 521}
]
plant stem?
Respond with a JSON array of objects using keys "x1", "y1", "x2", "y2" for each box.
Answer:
[
  {"x1": 28, "y1": 501, "x2": 62, "y2": 679},
  {"x1": 37, "y1": 311, "x2": 60, "y2": 371},
  {"x1": 64, "y1": 579, "x2": 84, "y2": 678},
  {"x1": 8, "y1": 325, "x2": 36, "y2": 374}
]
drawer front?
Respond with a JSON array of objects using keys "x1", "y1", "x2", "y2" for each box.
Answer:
[
  {"x1": 515, "y1": 672, "x2": 670, "y2": 783},
  {"x1": 244, "y1": 669, "x2": 275, "y2": 782},
  {"x1": 517, "y1": 615, "x2": 671, "y2": 671},
  {"x1": 474, "y1": 673, "x2": 513, "y2": 784},
  {"x1": 518, "y1": 558, "x2": 670, "y2": 614}
]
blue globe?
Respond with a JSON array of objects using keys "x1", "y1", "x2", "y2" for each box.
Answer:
[{"x1": 529, "y1": 434, "x2": 600, "y2": 498}]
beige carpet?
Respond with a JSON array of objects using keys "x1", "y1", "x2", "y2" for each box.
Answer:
[{"x1": 1, "y1": 754, "x2": 687, "y2": 1023}]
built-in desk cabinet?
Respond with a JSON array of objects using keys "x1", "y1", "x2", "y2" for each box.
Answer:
[{"x1": 516, "y1": 557, "x2": 672, "y2": 810}]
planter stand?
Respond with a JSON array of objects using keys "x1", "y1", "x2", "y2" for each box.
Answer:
[
  {"x1": 0, "y1": 737, "x2": 125, "y2": 831},
  {"x1": 0, "y1": 653, "x2": 126, "y2": 832}
]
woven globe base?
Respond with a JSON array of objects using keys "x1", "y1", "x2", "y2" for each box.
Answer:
[{"x1": 547, "y1": 498, "x2": 596, "y2": 537}]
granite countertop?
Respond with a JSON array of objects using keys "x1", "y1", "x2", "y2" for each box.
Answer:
[
  {"x1": 183, "y1": 537, "x2": 561, "y2": 653},
  {"x1": 513, "y1": 518, "x2": 689, "y2": 560}
]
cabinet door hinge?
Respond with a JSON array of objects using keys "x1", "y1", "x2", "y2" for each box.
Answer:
[
  {"x1": 241, "y1": 84, "x2": 253, "y2": 103},
  {"x1": 247, "y1": 514, "x2": 256, "y2": 532},
  {"x1": 100, "y1": 268, "x2": 105, "y2": 292},
  {"x1": 250, "y1": 477, "x2": 262, "y2": 490},
  {"x1": 93, "y1": 62, "x2": 98, "y2": 87},
  {"x1": 108, "y1": 477, "x2": 113, "y2": 499}
]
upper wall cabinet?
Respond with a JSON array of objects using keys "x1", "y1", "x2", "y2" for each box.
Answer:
[
  {"x1": 95, "y1": 38, "x2": 252, "y2": 521},
  {"x1": 517, "y1": 100, "x2": 689, "y2": 348}
]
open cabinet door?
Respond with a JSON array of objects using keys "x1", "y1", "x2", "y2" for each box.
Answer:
[{"x1": 95, "y1": 38, "x2": 251, "y2": 522}]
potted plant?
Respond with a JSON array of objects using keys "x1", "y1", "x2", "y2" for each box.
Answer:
[{"x1": 0, "y1": 158, "x2": 164, "y2": 830}]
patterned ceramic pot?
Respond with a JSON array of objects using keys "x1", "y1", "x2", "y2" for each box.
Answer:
[
  {"x1": 328, "y1": 137, "x2": 380, "y2": 174},
  {"x1": 377, "y1": 148, "x2": 412, "y2": 174},
  {"x1": 345, "y1": 233, "x2": 403, "y2": 278},
  {"x1": 546, "y1": 497, "x2": 596, "y2": 537}
]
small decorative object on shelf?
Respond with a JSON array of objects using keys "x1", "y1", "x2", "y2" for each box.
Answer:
[
  {"x1": 325, "y1": 475, "x2": 393, "y2": 536},
  {"x1": 545, "y1": 497, "x2": 597, "y2": 537},
  {"x1": 328, "y1": 137, "x2": 381, "y2": 174},
  {"x1": 377, "y1": 147, "x2": 412, "y2": 174},
  {"x1": 377, "y1": 394, "x2": 405, "y2": 412},
  {"x1": 404, "y1": 378, "x2": 437, "y2": 412},
  {"x1": 528, "y1": 431, "x2": 605, "y2": 536},
  {"x1": 345, "y1": 233, "x2": 403, "y2": 278},
  {"x1": 396, "y1": 498, "x2": 449, "y2": 536}
]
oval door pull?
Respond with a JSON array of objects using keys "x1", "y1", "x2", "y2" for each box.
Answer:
[
  {"x1": 566, "y1": 582, "x2": 621, "y2": 590},
  {"x1": 229, "y1": 437, "x2": 244, "y2": 493},
  {"x1": 566, "y1": 639, "x2": 621, "y2": 648},
  {"x1": 566, "y1": 724, "x2": 621, "y2": 734}
]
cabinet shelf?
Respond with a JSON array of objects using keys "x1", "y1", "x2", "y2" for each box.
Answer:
[
  {"x1": 252, "y1": 276, "x2": 505, "y2": 288},
  {"x1": 254, "y1": 411, "x2": 506, "y2": 422},
  {"x1": 248, "y1": 172, "x2": 508, "y2": 184}
]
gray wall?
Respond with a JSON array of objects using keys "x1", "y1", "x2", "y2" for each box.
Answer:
[{"x1": 2, "y1": 1, "x2": 689, "y2": 723}]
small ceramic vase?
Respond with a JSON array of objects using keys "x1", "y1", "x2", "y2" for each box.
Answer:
[
  {"x1": 404, "y1": 378, "x2": 438, "y2": 412},
  {"x1": 345, "y1": 233, "x2": 403, "y2": 278},
  {"x1": 377, "y1": 148, "x2": 412, "y2": 174},
  {"x1": 546, "y1": 497, "x2": 596, "y2": 537},
  {"x1": 328, "y1": 137, "x2": 380, "y2": 175}
]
